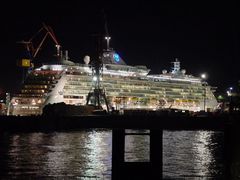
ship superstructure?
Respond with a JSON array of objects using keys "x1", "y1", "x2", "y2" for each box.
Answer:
[{"x1": 10, "y1": 49, "x2": 218, "y2": 116}]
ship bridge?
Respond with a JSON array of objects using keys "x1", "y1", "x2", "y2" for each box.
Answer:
[{"x1": 102, "y1": 50, "x2": 126, "y2": 65}]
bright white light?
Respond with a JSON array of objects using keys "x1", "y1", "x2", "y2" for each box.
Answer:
[
  {"x1": 229, "y1": 87, "x2": 233, "y2": 90},
  {"x1": 201, "y1": 74, "x2": 206, "y2": 79},
  {"x1": 32, "y1": 99, "x2": 36, "y2": 105},
  {"x1": 105, "y1": 36, "x2": 111, "y2": 40},
  {"x1": 227, "y1": 91, "x2": 230, "y2": 96},
  {"x1": 93, "y1": 76, "x2": 97, "y2": 81}
]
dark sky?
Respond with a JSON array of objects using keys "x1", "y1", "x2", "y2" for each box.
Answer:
[{"x1": 0, "y1": 0, "x2": 239, "y2": 96}]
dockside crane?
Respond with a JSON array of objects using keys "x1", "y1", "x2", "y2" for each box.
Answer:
[{"x1": 17, "y1": 23, "x2": 61, "y2": 68}]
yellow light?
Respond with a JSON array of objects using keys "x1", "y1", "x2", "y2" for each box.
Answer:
[{"x1": 21, "y1": 59, "x2": 31, "y2": 67}]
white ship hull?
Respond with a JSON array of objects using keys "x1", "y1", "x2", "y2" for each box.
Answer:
[{"x1": 10, "y1": 52, "x2": 218, "y2": 116}]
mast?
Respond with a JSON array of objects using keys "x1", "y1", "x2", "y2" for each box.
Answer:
[
  {"x1": 86, "y1": 27, "x2": 109, "y2": 112},
  {"x1": 103, "y1": 10, "x2": 111, "y2": 51}
]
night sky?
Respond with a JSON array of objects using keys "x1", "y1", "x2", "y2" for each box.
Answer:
[{"x1": 0, "y1": 1, "x2": 239, "y2": 97}]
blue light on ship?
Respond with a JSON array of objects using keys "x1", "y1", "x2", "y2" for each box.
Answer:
[{"x1": 113, "y1": 53, "x2": 120, "y2": 62}]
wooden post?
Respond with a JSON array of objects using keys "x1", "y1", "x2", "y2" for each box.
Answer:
[
  {"x1": 224, "y1": 124, "x2": 231, "y2": 179},
  {"x1": 150, "y1": 129, "x2": 163, "y2": 179},
  {"x1": 112, "y1": 128, "x2": 125, "y2": 180},
  {"x1": 224, "y1": 120, "x2": 240, "y2": 179},
  {"x1": 112, "y1": 128, "x2": 163, "y2": 179}
]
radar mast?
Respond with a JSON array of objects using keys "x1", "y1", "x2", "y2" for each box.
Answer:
[
  {"x1": 103, "y1": 11, "x2": 111, "y2": 51},
  {"x1": 86, "y1": 12, "x2": 110, "y2": 112}
]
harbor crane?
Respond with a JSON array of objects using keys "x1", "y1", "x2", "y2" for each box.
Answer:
[{"x1": 17, "y1": 23, "x2": 61, "y2": 68}]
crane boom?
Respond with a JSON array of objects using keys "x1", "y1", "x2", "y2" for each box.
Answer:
[
  {"x1": 33, "y1": 32, "x2": 49, "y2": 58},
  {"x1": 18, "y1": 23, "x2": 61, "y2": 62}
]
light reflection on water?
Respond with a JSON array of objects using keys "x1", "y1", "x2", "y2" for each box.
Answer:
[
  {"x1": 125, "y1": 129, "x2": 150, "y2": 162},
  {"x1": 0, "y1": 130, "x2": 224, "y2": 179},
  {"x1": 0, "y1": 130, "x2": 112, "y2": 179},
  {"x1": 163, "y1": 131, "x2": 224, "y2": 178}
]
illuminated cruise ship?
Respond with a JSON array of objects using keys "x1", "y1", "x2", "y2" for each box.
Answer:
[{"x1": 9, "y1": 47, "x2": 218, "y2": 116}]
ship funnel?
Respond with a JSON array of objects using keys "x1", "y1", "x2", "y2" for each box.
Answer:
[{"x1": 84, "y1": 55, "x2": 90, "y2": 64}]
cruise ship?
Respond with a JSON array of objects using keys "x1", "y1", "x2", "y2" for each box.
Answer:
[{"x1": 9, "y1": 46, "x2": 218, "y2": 116}]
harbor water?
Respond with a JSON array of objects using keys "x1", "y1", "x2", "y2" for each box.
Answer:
[{"x1": 0, "y1": 130, "x2": 224, "y2": 179}]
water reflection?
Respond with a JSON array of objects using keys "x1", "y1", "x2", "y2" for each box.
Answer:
[
  {"x1": 163, "y1": 131, "x2": 224, "y2": 178},
  {"x1": 0, "y1": 130, "x2": 112, "y2": 179},
  {"x1": 0, "y1": 130, "x2": 224, "y2": 179}
]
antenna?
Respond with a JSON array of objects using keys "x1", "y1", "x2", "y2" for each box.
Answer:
[
  {"x1": 103, "y1": 10, "x2": 111, "y2": 51},
  {"x1": 103, "y1": 10, "x2": 109, "y2": 36}
]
